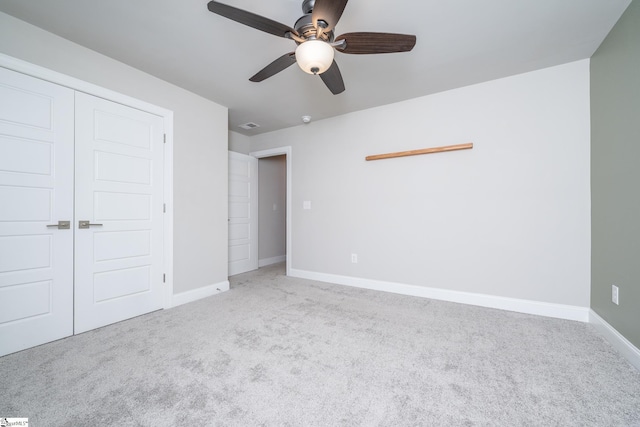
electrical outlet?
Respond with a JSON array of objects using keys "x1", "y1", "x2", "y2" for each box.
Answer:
[
  {"x1": 351, "y1": 253, "x2": 358, "y2": 263},
  {"x1": 612, "y1": 285, "x2": 619, "y2": 305}
]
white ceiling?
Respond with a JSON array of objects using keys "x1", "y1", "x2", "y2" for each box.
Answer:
[{"x1": 0, "y1": 0, "x2": 631, "y2": 135}]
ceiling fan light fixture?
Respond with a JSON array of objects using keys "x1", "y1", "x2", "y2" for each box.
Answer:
[
  {"x1": 295, "y1": 40, "x2": 334, "y2": 75},
  {"x1": 207, "y1": 0, "x2": 416, "y2": 94}
]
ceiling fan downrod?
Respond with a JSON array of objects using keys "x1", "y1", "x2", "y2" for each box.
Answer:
[{"x1": 302, "y1": 0, "x2": 315, "y2": 14}]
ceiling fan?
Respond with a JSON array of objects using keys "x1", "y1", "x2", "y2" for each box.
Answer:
[{"x1": 207, "y1": 0, "x2": 417, "y2": 94}]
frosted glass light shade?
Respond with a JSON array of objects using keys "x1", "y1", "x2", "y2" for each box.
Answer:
[{"x1": 295, "y1": 40, "x2": 335, "y2": 75}]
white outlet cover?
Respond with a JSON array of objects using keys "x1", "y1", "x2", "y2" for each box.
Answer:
[{"x1": 303, "y1": 201, "x2": 311, "y2": 210}]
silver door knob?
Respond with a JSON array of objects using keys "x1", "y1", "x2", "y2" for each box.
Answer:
[
  {"x1": 46, "y1": 220, "x2": 70, "y2": 229},
  {"x1": 78, "y1": 220, "x2": 103, "y2": 229}
]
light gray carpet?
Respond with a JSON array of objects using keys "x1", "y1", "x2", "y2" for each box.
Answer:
[{"x1": 1, "y1": 263, "x2": 639, "y2": 426}]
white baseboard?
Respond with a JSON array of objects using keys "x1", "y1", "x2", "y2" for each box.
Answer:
[
  {"x1": 590, "y1": 310, "x2": 640, "y2": 372},
  {"x1": 171, "y1": 280, "x2": 230, "y2": 308},
  {"x1": 289, "y1": 269, "x2": 590, "y2": 322},
  {"x1": 259, "y1": 255, "x2": 286, "y2": 267}
]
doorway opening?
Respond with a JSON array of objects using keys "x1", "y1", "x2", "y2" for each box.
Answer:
[{"x1": 251, "y1": 147, "x2": 292, "y2": 277}]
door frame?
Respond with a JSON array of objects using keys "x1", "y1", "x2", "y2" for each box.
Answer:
[
  {"x1": 0, "y1": 53, "x2": 175, "y2": 309},
  {"x1": 250, "y1": 146, "x2": 292, "y2": 277}
]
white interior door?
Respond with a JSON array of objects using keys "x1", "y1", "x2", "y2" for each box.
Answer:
[
  {"x1": 228, "y1": 151, "x2": 258, "y2": 276},
  {"x1": 74, "y1": 92, "x2": 165, "y2": 334},
  {"x1": 0, "y1": 67, "x2": 74, "y2": 356}
]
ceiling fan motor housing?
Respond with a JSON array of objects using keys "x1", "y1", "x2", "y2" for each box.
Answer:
[{"x1": 294, "y1": 13, "x2": 333, "y2": 42}]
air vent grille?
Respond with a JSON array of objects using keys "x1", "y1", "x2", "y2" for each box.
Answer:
[{"x1": 239, "y1": 122, "x2": 260, "y2": 130}]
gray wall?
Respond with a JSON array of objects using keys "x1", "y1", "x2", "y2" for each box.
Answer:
[
  {"x1": 258, "y1": 156, "x2": 287, "y2": 263},
  {"x1": 591, "y1": 1, "x2": 640, "y2": 348},
  {"x1": 229, "y1": 131, "x2": 251, "y2": 154},
  {"x1": 250, "y1": 60, "x2": 591, "y2": 307},
  {"x1": 0, "y1": 12, "x2": 229, "y2": 295}
]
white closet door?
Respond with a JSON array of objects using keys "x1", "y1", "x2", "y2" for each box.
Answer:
[
  {"x1": 0, "y1": 67, "x2": 74, "y2": 356},
  {"x1": 228, "y1": 151, "x2": 258, "y2": 276},
  {"x1": 74, "y1": 92, "x2": 164, "y2": 334}
]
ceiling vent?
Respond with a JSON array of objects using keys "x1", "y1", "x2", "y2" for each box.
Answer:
[{"x1": 239, "y1": 122, "x2": 260, "y2": 130}]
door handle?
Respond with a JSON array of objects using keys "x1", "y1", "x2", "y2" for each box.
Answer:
[
  {"x1": 46, "y1": 220, "x2": 71, "y2": 230},
  {"x1": 78, "y1": 220, "x2": 103, "y2": 229}
]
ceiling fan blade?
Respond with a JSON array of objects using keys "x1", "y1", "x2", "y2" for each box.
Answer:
[
  {"x1": 249, "y1": 53, "x2": 297, "y2": 82},
  {"x1": 312, "y1": 0, "x2": 349, "y2": 34},
  {"x1": 320, "y1": 60, "x2": 345, "y2": 95},
  {"x1": 207, "y1": 1, "x2": 298, "y2": 38},
  {"x1": 335, "y1": 32, "x2": 416, "y2": 54}
]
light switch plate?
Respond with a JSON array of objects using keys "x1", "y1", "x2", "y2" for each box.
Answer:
[{"x1": 303, "y1": 201, "x2": 311, "y2": 210}]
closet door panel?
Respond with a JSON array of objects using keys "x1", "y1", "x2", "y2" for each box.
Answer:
[
  {"x1": 74, "y1": 92, "x2": 164, "y2": 334},
  {"x1": 0, "y1": 67, "x2": 74, "y2": 357}
]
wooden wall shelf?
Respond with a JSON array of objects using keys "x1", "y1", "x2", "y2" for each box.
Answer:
[{"x1": 366, "y1": 143, "x2": 473, "y2": 161}]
